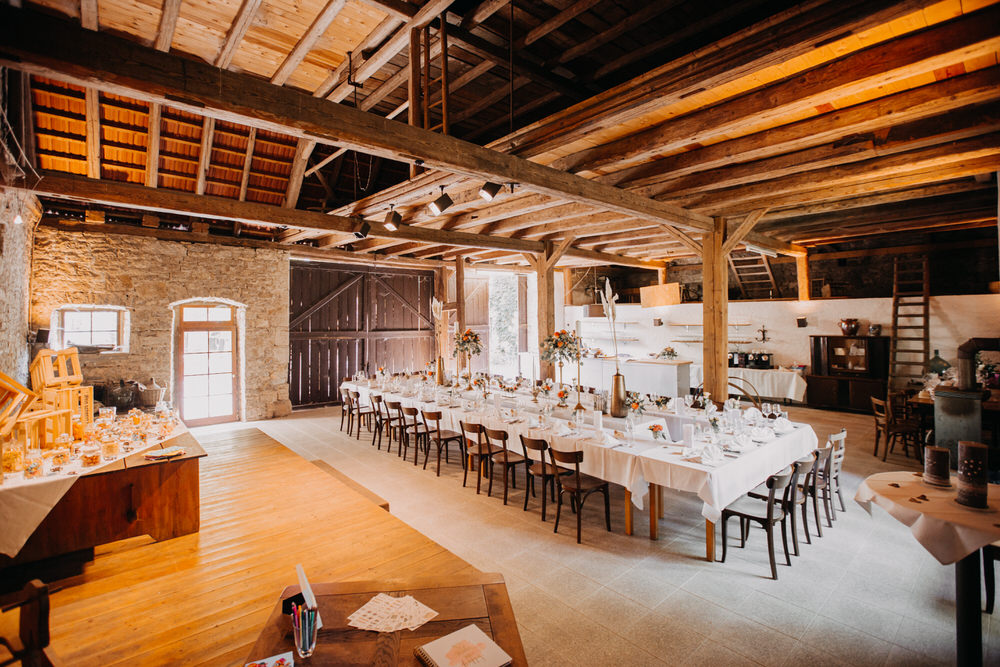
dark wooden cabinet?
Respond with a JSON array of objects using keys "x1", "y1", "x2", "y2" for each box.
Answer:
[{"x1": 806, "y1": 336, "x2": 889, "y2": 413}]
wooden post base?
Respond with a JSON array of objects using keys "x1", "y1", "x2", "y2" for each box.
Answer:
[
  {"x1": 648, "y1": 484, "x2": 659, "y2": 540},
  {"x1": 624, "y1": 493, "x2": 633, "y2": 536},
  {"x1": 706, "y1": 520, "x2": 716, "y2": 562}
]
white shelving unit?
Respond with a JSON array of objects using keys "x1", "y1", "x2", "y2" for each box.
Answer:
[{"x1": 666, "y1": 322, "x2": 754, "y2": 345}]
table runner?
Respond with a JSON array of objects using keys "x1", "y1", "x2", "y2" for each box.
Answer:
[{"x1": 343, "y1": 382, "x2": 816, "y2": 521}]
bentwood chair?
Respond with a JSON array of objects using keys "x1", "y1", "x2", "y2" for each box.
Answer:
[
  {"x1": 751, "y1": 453, "x2": 815, "y2": 556},
  {"x1": 828, "y1": 429, "x2": 847, "y2": 514},
  {"x1": 384, "y1": 401, "x2": 407, "y2": 456},
  {"x1": 482, "y1": 428, "x2": 527, "y2": 505},
  {"x1": 519, "y1": 434, "x2": 571, "y2": 521},
  {"x1": 459, "y1": 421, "x2": 505, "y2": 494},
  {"x1": 549, "y1": 448, "x2": 611, "y2": 544},
  {"x1": 721, "y1": 467, "x2": 793, "y2": 579},
  {"x1": 421, "y1": 410, "x2": 462, "y2": 476},
  {"x1": 871, "y1": 397, "x2": 921, "y2": 461},
  {"x1": 370, "y1": 394, "x2": 400, "y2": 451},
  {"x1": 340, "y1": 387, "x2": 352, "y2": 432},
  {"x1": 804, "y1": 445, "x2": 834, "y2": 535},
  {"x1": 401, "y1": 406, "x2": 429, "y2": 465},
  {"x1": 348, "y1": 391, "x2": 374, "y2": 439}
]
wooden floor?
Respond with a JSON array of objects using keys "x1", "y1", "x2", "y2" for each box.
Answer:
[{"x1": 38, "y1": 427, "x2": 478, "y2": 666}]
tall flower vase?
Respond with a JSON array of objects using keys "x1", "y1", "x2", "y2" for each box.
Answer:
[
  {"x1": 436, "y1": 356, "x2": 445, "y2": 386},
  {"x1": 463, "y1": 352, "x2": 473, "y2": 391},
  {"x1": 610, "y1": 372, "x2": 627, "y2": 418},
  {"x1": 557, "y1": 360, "x2": 564, "y2": 388}
]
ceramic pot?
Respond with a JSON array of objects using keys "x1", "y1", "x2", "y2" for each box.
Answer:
[
  {"x1": 609, "y1": 372, "x2": 627, "y2": 418},
  {"x1": 839, "y1": 318, "x2": 860, "y2": 336},
  {"x1": 868, "y1": 324, "x2": 882, "y2": 336}
]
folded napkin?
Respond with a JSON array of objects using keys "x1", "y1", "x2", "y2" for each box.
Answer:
[
  {"x1": 750, "y1": 426, "x2": 774, "y2": 443},
  {"x1": 773, "y1": 417, "x2": 794, "y2": 434},
  {"x1": 598, "y1": 431, "x2": 621, "y2": 446},
  {"x1": 705, "y1": 403, "x2": 718, "y2": 416},
  {"x1": 701, "y1": 443, "x2": 725, "y2": 466},
  {"x1": 551, "y1": 423, "x2": 572, "y2": 437},
  {"x1": 742, "y1": 407, "x2": 762, "y2": 422},
  {"x1": 728, "y1": 433, "x2": 753, "y2": 452}
]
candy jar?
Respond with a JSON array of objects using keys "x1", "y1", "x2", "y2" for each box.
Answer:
[
  {"x1": 80, "y1": 443, "x2": 101, "y2": 467},
  {"x1": 100, "y1": 434, "x2": 119, "y2": 461},
  {"x1": 24, "y1": 443, "x2": 42, "y2": 480}
]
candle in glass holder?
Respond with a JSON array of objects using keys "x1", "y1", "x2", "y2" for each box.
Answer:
[
  {"x1": 923, "y1": 446, "x2": 951, "y2": 487},
  {"x1": 957, "y1": 441, "x2": 989, "y2": 509}
]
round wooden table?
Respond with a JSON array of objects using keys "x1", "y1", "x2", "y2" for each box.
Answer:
[{"x1": 856, "y1": 471, "x2": 1000, "y2": 667}]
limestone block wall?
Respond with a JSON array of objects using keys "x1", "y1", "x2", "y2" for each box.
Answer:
[
  {"x1": 30, "y1": 229, "x2": 291, "y2": 420},
  {"x1": 0, "y1": 214, "x2": 33, "y2": 384}
]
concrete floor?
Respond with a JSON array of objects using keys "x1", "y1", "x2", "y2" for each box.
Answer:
[{"x1": 199, "y1": 404, "x2": 1000, "y2": 665}]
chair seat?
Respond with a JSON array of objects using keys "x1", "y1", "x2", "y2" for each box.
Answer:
[
  {"x1": 560, "y1": 473, "x2": 607, "y2": 492},
  {"x1": 529, "y1": 461, "x2": 572, "y2": 478},
  {"x1": 491, "y1": 451, "x2": 526, "y2": 465},
  {"x1": 470, "y1": 443, "x2": 506, "y2": 457},
  {"x1": 407, "y1": 424, "x2": 429, "y2": 434},
  {"x1": 723, "y1": 496, "x2": 785, "y2": 522},
  {"x1": 356, "y1": 406, "x2": 374, "y2": 414},
  {"x1": 432, "y1": 429, "x2": 462, "y2": 442}
]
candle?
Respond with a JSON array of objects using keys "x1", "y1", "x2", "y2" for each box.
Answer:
[
  {"x1": 922, "y1": 446, "x2": 951, "y2": 487},
  {"x1": 957, "y1": 441, "x2": 989, "y2": 509},
  {"x1": 683, "y1": 424, "x2": 695, "y2": 448}
]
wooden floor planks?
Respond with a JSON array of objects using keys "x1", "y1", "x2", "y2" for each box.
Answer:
[{"x1": 40, "y1": 427, "x2": 476, "y2": 666}]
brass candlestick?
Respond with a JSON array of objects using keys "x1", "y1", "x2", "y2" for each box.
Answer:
[{"x1": 573, "y1": 352, "x2": 584, "y2": 412}]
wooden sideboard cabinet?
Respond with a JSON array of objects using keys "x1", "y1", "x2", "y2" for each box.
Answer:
[{"x1": 806, "y1": 335, "x2": 889, "y2": 413}]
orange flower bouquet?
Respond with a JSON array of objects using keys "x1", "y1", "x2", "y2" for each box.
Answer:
[
  {"x1": 452, "y1": 328, "x2": 483, "y2": 357},
  {"x1": 648, "y1": 423, "x2": 666, "y2": 441},
  {"x1": 540, "y1": 330, "x2": 580, "y2": 364}
]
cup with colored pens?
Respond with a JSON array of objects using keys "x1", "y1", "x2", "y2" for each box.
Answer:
[{"x1": 290, "y1": 600, "x2": 319, "y2": 658}]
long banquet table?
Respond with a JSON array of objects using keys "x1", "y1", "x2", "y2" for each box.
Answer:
[{"x1": 343, "y1": 381, "x2": 818, "y2": 560}]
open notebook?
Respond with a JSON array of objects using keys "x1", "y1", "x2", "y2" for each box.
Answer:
[{"x1": 414, "y1": 624, "x2": 512, "y2": 667}]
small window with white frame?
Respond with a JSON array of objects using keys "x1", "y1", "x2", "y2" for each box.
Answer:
[{"x1": 52, "y1": 305, "x2": 130, "y2": 353}]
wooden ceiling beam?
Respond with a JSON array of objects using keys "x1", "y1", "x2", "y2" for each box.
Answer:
[
  {"x1": 313, "y1": 16, "x2": 402, "y2": 98},
  {"x1": 238, "y1": 127, "x2": 256, "y2": 201},
  {"x1": 460, "y1": 0, "x2": 508, "y2": 30},
  {"x1": 154, "y1": 0, "x2": 182, "y2": 52},
  {"x1": 80, "y1": 0, "x2": 97, "y2": 30},
  {"x1": 554, "y1": 5, "x2": 1000, "y2": 174},
  {"x1": 194, "y1": 117, "x2": 215, "y2": 195},
  {"x1": 284, "y1": 138, "x2": 316, "y2": 208},
  {"x1": 145, "y1": 103, "x2": 161, "y2": 188},
  {"x1": 554, "y1": 0, "x2": 678, "y2": 65},
  {"x1": 522, "y1": 0, "x2": 602, "y2": 47},
  {"x1": 721, "y1": 208, "x2": 768, "y2": 255},
  {"x1": 270, "y1": 0, "x2": 347, "y2": 86},
  {"x1": 84, "y1": 87, "x2": 100, "y2": 179},
  {"x1": 215, "y1": 0, "x2": 264, "y2": 68}
]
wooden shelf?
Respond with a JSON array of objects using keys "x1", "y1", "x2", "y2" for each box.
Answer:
[
  {"x1": 667, "y1": 322, "x2": 751, "y2": 327},
  {"x1": 584, "y1": 335, "x2": 641, "y2": 342},
  {"x1": 671, "y1": 338, "x2": 753, "y2": 344}
]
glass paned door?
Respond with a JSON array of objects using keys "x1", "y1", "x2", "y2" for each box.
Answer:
[{"x1": 179, "y1": 305, "x2": 237, "y2": 425}]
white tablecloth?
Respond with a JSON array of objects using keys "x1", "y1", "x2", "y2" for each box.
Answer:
[
  {"x1": 344, "y1": 382, "x2": 816, "y2": 522},
  {"x1": 690, "y1": 366, "x2": 807, "y2": 402},
  {"x1": 855, "y1": 471, "x2": 1000, "y2": 565},
  {"x1": 0, "y1": 423, "x2": 186, "y2": 557}
]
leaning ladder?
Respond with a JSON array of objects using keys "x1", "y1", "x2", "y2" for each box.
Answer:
[{"x1": 889, "y1": 256, "x2": 930, "y2": 391}]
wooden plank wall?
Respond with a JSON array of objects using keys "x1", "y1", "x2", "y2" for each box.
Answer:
[
  {"x1": 288, "y1": 261, "x2": 435, "y2": 407},
  {"x1": 464, "y1": 275, "x2": 490, "y2": 374}
]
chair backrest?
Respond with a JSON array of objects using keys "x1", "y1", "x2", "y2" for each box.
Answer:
[
  {"x1": 401, "y1": 405, "x2": 419, "y2": 425},
  {"x1": 814, "y1": 444, "x2": 833, "y2": 482},
  {"x1": 520, "y1": 434, "x2": 548, "y2": 464},
  {"x1": 786, "y1": 453, "x2": 815, "y2": 507},
  {"x1": 870, "y1": 397, "x2": 888, "y2": 425},
  {"x1": 829, "y1": 429, "x2": 846, "y2": 478},
  {"x1": 549, "y1": 447, "x2": 583, "y2": 488},
  {"x1": 459, "y1": 420, "x2": 483, "y2": 453},
  {"x1": 484, "y1": 427, "x2": 510, "y2": 461},
  {"x1": 385, "y1": 400, "x2": 404, "y2": 422},
  {"x1": 764, "y1": 467, "x2": 794, "y2": 522},
  {"x1": 422, "y1": 410, "x2": 443, "y2": 438},
  {"x1": 888, "y1": 391, "x2": 909, "y2": 421}
]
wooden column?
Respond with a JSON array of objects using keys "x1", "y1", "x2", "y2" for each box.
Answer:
[
  {"x1": 422, "y1": 25, "x2": 431, "y2": 129},
  {"x1": 702, "y1": 216, "x2": 728, "y2": 401},
  {"x1": 439, "y1": 13, "x2": 449, "y2": 135},
  {"x1": 656, "y1": 267, "x2": 667, "y2": 285},
  {"x1": 562, "y1": 267, "x2": 573, "y2": 307},
  {"x1": 537, "y1": 242, "x2": 555, "y2": 380},
  {"x1": 408, "y1": 27, "x2": 422, "y2": 178},
  {"x1": 455, "y1": 256, "x2": 466, "y2": 337},
  {"x1": 796, "y1": 253, "x2": 811, "y2": 301},
  {"x1": 434, "y1": 267, "x2": 447, "y2": 361}
]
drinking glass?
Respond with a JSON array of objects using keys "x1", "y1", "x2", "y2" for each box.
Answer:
[{"x1": 761, "y1": 403, "x2": 772, "y2": 420}]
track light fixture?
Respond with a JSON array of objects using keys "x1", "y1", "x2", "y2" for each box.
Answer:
[
  {"x1": 479, "y1": 182, "x2": 502, "y2": 202},
  {"x1": 353, "y1": 218, "x2": 371, "y2": 239},
  {"x1": 428, "y1": 186, "x2": 453, "y2": 216},
  {"x1": 743, "y1": 242, "x2": 777, "y2": 258},
  {"x1": 384, "y1": 205, "x2": 401, "y2": 232}
]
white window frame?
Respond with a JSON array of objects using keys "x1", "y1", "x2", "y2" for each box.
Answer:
[{"x1": 51, "y1": 305, "x2": 130, "y2": 354}]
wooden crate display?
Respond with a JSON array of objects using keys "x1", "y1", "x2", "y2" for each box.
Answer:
[
  {"x1": 29, "y1": 348, "x2": 84, "y2": 390},
  {"x1": 0, "y1": 371, "x2": 37, "y2": 438},
  {"x1": 13, "y1": 406, "x2": 72, "y2": 450},
  {"x1": 42, "y1": 385, "x2": 94, "y2": 426}
]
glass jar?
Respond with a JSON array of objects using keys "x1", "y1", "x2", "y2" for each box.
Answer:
[
  {"x1": 101, "y1": 435, "x2": 119, "y2": 461},
  {"x1": 24, "y1": 447, "x2": 43, "y2": 479},
  {"x1": 80, "y1": 444, "x2": 101, "y2": 467}
]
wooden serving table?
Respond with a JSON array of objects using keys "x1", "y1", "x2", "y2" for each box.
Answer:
[
  {"x1": 247, "y1": 573, "x2": 527, "y2": 666},
  {"x1": 1, "y1": 430, "x2": 206, "y2": 567}
]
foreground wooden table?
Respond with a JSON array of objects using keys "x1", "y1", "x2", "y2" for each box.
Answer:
[{"x1": 247, "y1": 573, "x2": 526, "y2": 666}]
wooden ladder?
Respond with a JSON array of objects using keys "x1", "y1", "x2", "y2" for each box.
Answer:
[
  {"x1": 889, "y1": 256, "x2": 930, "y2": 391},
  {"x1": 728, "y1": 253, "x2": 780, "y2": 299}
]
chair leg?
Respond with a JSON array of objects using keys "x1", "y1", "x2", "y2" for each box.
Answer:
[
  {"x1": 487, "y1": 459, "x2": 495, "y2": 497},
  {"x1": 790, "y1": 503, "x2": 800, "y2": 556},
  {"x1": 603, "y1": 487, "x2": 611, "y2": 532},
  {"x1": 780, "y1": 518, "x2": 791, "y2": 566},
  {"x1": 721, "y1": 515, "x2": 729, "y2": 563},
  {"x1": 554, "y1": 489, "x2": 563, "y2": 534},
  {"x1": 436, "y1": 445, "x2": 443, "y2": 477},
  {"x1": 766, "y1": 525, "x2": 778, "y2": 580},
  {"x1": 822, "y1": 486, "x2": 834, "y2": 527},
  {"x1": 502, "y1": 465, "x2": 509, "y2": 506},
  {"x1": 540, "y1": 477, "x2": 548, "y2": 522},
  {"x1": 462, "y1": 451, "x2": 470, "y2": 488},
  {"x1": 873, "y1": 428, "x2": 880, "y2": 456},
  {"x1": 576, "y1": 492, "x2": 583, "y2": 544},
  {"x1": 475, "y1": 456, "x2": 482, "y2": 495},
  {"x1": 836, "y1": 485, "x2": 846, "y2": 512},
  {"x1": 801, "y1": 500, "x2": 812, "y2": 544},
  {"x1": 812, "y1": 490, "x2": 823, "y2": 538},
  {"x1": 985, "y1": 548, "x2": 996, "y2": 614},
  {"x1": 523, "y1": 474, "x2": 532, "y2": 512},
  {"x1": 340, "y1": 406, "x2": 346, "y2": 430}
]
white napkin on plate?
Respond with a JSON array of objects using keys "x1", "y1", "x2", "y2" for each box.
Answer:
[
  {"x1": 751, "y1": 426, "x2": 774, "y2": 443},
  {"x1": 701, "y1": 443, "x2": 725, "y2": 466},
  {"x1": 743, "y1": 407, "x2": 761, "y2": 422},
  {"x1": 774, "y1": 417, "x2": 794, "y2": 434},
  {"x1": 729, "y1": 433, "x2": 753, "y2": 452}
]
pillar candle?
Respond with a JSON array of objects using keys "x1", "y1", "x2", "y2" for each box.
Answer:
[
  {"x1": 956, "y1": 441, "x2": 989, "y2": 509},
  {"x1": 922, "y1": 446, "x2": 951, "y2": 487},
  {"x1": 683, "y1": 424, "x2": 695, "y2": 447}
]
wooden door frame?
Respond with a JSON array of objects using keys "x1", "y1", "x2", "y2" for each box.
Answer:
[{"x1": 174, "y1": 303, "x2": 240, "y2": 426}]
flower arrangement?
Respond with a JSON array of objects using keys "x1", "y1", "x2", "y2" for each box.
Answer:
[
  {"x1": 453, "y1": 328, "x2": 483, "y2": 357},
  {"x1": 656, "y1": 347, "x2": 678, "y2": 359},
  {"x1": 626, "y1": 392, "x2": 645, "y2": 416},
  {"x1": 598, "y1": 279, "x2": 621, "y2": 373},
  {"x1": 709, "y1": 416, "x2": 720, "y2": 433},
  {"x1": 653, "y1": 396, "x2": 670, "y2": 409},
  {"x1": 556, "y1": 387, "x2": 570, "y2": 407},
  {"x1": 540, "y1": 378, "x2": 554, "y2": 396},
  {"x1": 540, "y1": 329, "x2": 580, "y2": 363},
  {"x1": 649, "y1": 423, "x2": 666, "y2": 440}
]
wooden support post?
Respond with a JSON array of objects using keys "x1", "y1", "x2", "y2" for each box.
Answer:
[
  {"x1": 536, "y1": 242, "x2": 555, "y2": 381},
  {"x1": 439, "y1": 13, "x2": 449, "y2": 135},
  {"x1": 455, "y1": 258, "x2": 466, "y2": 376},
  {"x1": 656, "y1": 267, "x2": 667, "y2": 285},
  {"x1": 408, "y1": 27, "x2": 422, "y2": 178},
  {"x1": 84, "y1": 88, "x2": 100, "y2": 179},
  {"x1": 422, "y1": 25, "x2": 431, "y2": 130},
  {"x1": 702, "y1": 216, "x2": 728, "y2": 401},
  {"x1": 706, "y1": 519, "x2": 716, "y2": 561},
  {"x1": 562, "y1": 267, "x2": 573, "y2": 307},
  {"x1": 145, "y1": 102, "x2": 161, "y2": 188},
  {"x1": 648, "y1": 483, "x2": 658, "y2": 540},
  {"x1": 238, "y1": 127, "x2": 256, "y2": 202},
  {"x1": 796, "y1": 253, "x2": 811, "y2": 301},
  {"x1": 434, "y1": 267, "x2": 447, "y2": 360}
]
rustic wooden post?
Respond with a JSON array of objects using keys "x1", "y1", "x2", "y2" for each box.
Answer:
[
  {"x1": 562, "y1": 267, "x2": 573, "y2": 307},
  {"x1": 434, "y1": 267, "x2": 447, "y2": 361},
  {"x1": 656, "y1": 267, "x2": 667, "y2": 284},
  {"x1": 702, "y1": 216, "x2": 728, "y2": 401},
  {"x1": 537, "y1": 242, "x2": 555, "y2": 381},
  {"x1": 796, "y1": 253, "x2": 811, "y2": 301},
  {"x1": 408, "y1": 27, "x2": 422, "y2": 178},
  {"x1": 455, "y1": 257, "x2": 466, "y2": 373}
]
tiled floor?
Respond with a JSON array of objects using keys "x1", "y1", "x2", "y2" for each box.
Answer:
[{"x1": 204, "y1": 405, "x2": 1000, "y2": 665}]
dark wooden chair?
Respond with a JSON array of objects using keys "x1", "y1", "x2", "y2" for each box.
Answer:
[
  {"x1": 459, "y1": 421, "x2": 504, "y2": 493},
  {"x1": 0, "y1": 579, "x2": 61, "y2": 666},
  {"x1": 369, "y1": 394, "x2": 400, "y2": 451},
  {"x1": 348, "y1": 390, "x2": 374, "y2": 439},
  {"x1": 401, "y1": 406, "x2": 429, "y2": 465},
  {"x1": 482, "y1": 428, "x2": 527, "y2": 505},
  {"x1": 803, "y1": 444, "x2": 834, "y2": 535},
  {"x1": 384, "y1": 401, "x2": 407, "y2": 457},
  {"x1": 828, "y1": 429, "x2": 847, "y2": 514},
  {"x1": 519, "y1": 434, "x2": 571, "y2": 521},
  {"x1": 721, "y1": 467, "x2": 793, "y2": 580},
  {"x1": 983, "y1": 543, "x2": 1000, "y2": 613},
  {"x1": 871, "y1": 396, "x2": 921, "y2": 461},
  {"x1": 751, "y1": 453, "x2": 814, "y2": 556},
  {"x1": 339, "y1": 386, "x2": 351, "y2": 432},
  {"x1": 549, "y1": 448, "x2": 611, "y2": 544},
  {"x1": 421, "y1": 410, "x2": 462, "y2": 476}
]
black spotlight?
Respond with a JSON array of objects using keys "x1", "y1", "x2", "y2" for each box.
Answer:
[
  {"x1": 479, "y1": 182, "x2": 502, "y2": 201},
  {"x1": 353, "y1": 220, "x2": 371, "y2": 239}
]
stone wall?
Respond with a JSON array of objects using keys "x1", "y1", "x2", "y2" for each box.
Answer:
[
  {"x1": 0, "y1": 212, "x2": 33, "y2": 384},
  {"x1": 30, "y1": 229, "x2": 291, "y2": 420}
]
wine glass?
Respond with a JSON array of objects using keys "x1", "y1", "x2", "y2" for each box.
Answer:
[
  {"x1": 683, "y1": 394, "x2": 694, "y2": 414},
  {"x1": 761, "y1": 402, "x2": 772, "y2": 420}
]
